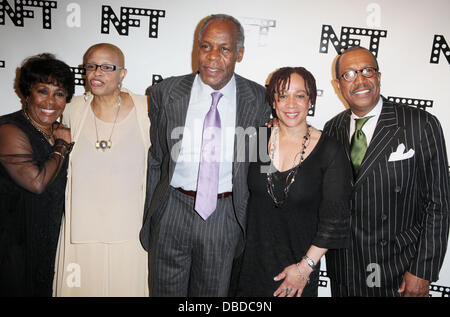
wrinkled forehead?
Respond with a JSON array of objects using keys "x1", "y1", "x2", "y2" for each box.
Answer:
[
  {"x1": 200, "y1": 20, "x2": 238, "y2": 43},
  {"x1": 340, "y1": 49, "x2": 377, "y2": 70}
]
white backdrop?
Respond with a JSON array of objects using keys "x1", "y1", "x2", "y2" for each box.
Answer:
[{"x1": 1, "y1": 0, "x2": 449, "y2": 297}]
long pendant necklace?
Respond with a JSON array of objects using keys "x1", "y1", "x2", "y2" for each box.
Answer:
[
  {"x1": 93, "y1": 93, "x2": 121, "y2": 151},
  {"x1": 266, "y1": 125, "x2": 311, "y2": 207},
  {"x1": 22, "y1": 110, "x2": 54, "y2": 146}
]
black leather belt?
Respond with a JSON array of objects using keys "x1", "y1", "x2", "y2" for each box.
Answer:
[{"x1": 175, "y1": 187, "x2": 232, "y2": 199}]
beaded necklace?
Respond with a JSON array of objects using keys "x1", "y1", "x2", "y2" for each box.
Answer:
[
  {"x1": 22, "y1": 110, "x2": 54, "y2": 146},
  {"x1": 266, "y1": 125, "x2": 311, "y2": 207}
]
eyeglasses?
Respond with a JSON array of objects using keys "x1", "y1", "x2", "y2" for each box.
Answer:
[
  {"x1": 340, "y1": 67, "x2": 378, "y2": 82},
  {"x1": 84, "y1": 63, "x2": 123, "y2": 72}
]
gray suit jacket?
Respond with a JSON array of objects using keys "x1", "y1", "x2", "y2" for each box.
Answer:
[
  {"x1": 324, "y1": 98, "x2": 450, "y2": 296},
  {"x1": 139, "y1": 73, "x2": 271, "y2": 254}
]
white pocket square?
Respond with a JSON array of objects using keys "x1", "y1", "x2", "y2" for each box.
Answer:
[{"x1": 388, "y1": 143, "x2": 415, "y2": 162}]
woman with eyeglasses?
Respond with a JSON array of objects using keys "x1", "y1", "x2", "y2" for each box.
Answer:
[
  {"x1": 0, "y1": 53, "x2": 74, "y2": 296},
  {"x1": 234, "y1": 67, "x2": 352, "y2": 297},
  {"x1": 53, "y1": 43, "x2": 150, "y2": 296}
]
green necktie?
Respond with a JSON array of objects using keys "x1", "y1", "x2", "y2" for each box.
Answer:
[{"x1": 350, "y1": 116, "x2": 374, "y2": 175}]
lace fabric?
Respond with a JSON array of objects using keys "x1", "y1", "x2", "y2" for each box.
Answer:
[
  {"x1": 0, "y1": 110, "x2": 68, "y2": 296},
  {"x1": 0, "y1": 115, "x2": 65, "y2": 193}
]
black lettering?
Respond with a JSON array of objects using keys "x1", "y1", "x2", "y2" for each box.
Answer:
[
  {"x1": 101, "y1": 5, "x2": 165, "y2": 38},
  {"x1": 319, "y1": 24, "x2": 387, "y2": 57},
  {"x1": 0, "y1": 0, "x2": 57, "y2": 29},
  {"x1": 387, "y1": 96, "x2": 433, "y2": 111},
  {"x1": 430, "y1": 35, "x2": 450, "y2": 65}
]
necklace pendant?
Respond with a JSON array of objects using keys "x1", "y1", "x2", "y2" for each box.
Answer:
[{"x1": 96, "y1": 140, "x2": 112, "y2": 151}]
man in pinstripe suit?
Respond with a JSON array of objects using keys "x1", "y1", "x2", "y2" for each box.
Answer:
[
  {"x1": 324, "y1": 46, "x2": 449, "y2": 297},
  {"x1": 139, "y1": 14, "x2": 271, "y2": 296}
]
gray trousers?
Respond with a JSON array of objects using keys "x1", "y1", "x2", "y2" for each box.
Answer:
[{"x1": 149, "y1": 187, "x2": 241, "y2": 296}]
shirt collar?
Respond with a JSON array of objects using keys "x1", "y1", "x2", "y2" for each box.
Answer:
[
  {"x1": 194, "y1": 73, "x2": 236, "y2": 100},
  {"x1": 351, "y1": 96, "x2": 383, "y2": 120}
]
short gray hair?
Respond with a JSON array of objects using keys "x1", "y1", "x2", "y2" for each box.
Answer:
[{"x1": 198, "y1": 14, "x2": 245, "y2": 52}]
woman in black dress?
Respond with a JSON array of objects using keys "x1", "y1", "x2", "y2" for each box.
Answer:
[
  {"x1": 235, "y1": 67, "x2": 352, "y2": 297},
  {"x1": 0, "y1": 54, "x2": 74, "y2": 296}
]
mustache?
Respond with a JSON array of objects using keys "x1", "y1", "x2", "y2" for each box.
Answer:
[{"x1": 351, "y1": 83, "x2": 373, "y2": 94}]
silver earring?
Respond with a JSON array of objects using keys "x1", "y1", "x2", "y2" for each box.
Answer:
[{"x1": 118, "y1": 82, "x2": 122, "y2": 90}]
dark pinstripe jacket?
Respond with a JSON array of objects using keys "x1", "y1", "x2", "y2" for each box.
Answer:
[
  {"x1": 139, "y1": 73, "x2": 271, "y2": 255},
  {"x1": 324, "y1": 97, "x2": 449, "y2": 296}
]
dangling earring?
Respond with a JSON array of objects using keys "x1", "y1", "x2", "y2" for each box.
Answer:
[{"x1": 118, "y1": 82, "x2": 122, "y2": 90}]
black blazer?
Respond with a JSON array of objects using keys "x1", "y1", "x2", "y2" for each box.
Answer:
[
  {"x1": 324, "y1": 97, "x2": 450, "y2": 296},
  {"x1": 139, "y1": 73, "x2": 271, "y2": 254}
]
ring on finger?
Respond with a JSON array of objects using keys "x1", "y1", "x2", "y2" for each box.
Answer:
[{"x1": 286, "y1": 288, "x2": 292, "y2": 295}]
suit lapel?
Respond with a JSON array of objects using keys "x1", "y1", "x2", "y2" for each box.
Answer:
[
  {"x1": 165, "y1": 74, "x2": 257, "y2": 180},
  {"x1": 233, "y1": 74, "x2": 256, "y2": 177},
  {"x1": 355, "y1": 99, "x2": 400, "y2": 186},
  {"x1": 165, "y1": 74, "x2": 196, "y2": 174},
  {"x1": 337, "y1": 110, "x2": 352, "y2": 161}
]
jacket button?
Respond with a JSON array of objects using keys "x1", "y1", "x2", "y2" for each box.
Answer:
[
  {"x1": 394, "y1": 186, "x2": 401, "y2": 192},
  {"x1": 380, "y1": 240, "x2": 388, "y2": 246},
  {"x1": 381, "y1": 214, "x2": 388, "y2": 221}
]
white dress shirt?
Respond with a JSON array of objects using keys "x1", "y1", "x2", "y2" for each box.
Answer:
[
  {"x1": 349, "y1": 97, "x2": 383, "y2": 145},
  {"x1": 170, "y1": 74, "x2": 236, "y2": 193}
]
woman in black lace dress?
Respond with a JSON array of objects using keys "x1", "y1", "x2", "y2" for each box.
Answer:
[
  {"x1": 235, "y1": 67, "x2": 352, "y2": 297},
  {"x1": 0, "y1": 54, "x2": 74, "y2": 296}
]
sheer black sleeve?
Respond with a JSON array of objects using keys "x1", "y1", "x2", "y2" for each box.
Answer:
[
  {"x1": 0, "y1": 123, "x2": 66, "y2": 194},
  {"x1": 312, "y1": 138, "x2": 353, "y2": 249}
]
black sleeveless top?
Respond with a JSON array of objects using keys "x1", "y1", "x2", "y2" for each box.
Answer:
[{"x1": 0, "y1": 110, "x2": 68, "y2": 296}]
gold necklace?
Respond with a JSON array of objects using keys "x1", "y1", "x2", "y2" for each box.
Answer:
[
  {"x1": 266, "y1": 125, "x2": 311, "y2": 207},
  {"x1": 22, "y1": 110, "x2": 54, "y2": 146},
  {"x1": 92, "y1": 93, "x2": 121, "y2": 151}
]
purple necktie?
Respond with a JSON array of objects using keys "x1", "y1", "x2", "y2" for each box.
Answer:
[{"x1": 194, "y1": 91, "x2": 223, "y2": 220}]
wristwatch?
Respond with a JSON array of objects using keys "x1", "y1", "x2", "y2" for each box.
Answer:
[{"x1": 302, "y1": 255, "x2": 316, "y2": 271}]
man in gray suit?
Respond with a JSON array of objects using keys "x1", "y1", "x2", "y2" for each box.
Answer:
[
  {"x1": 324, "y1": 46, "x2": 449, "y2": 297},
  {"x1": 140, "y1": 14, "x2": 270, "y2": 296}
]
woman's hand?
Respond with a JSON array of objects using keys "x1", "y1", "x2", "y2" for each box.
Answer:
[
  {"x1": 273, "y1": 263, "x2": 310, "y2": 297},
  {"x1": 53, "y1": 123, "x2": 71, "y2": 144}
]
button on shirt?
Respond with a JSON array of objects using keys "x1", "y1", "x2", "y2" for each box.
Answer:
[
  {"x1": 170, "y1": 74, "x2": 236, "y2": 193},
  {"x1": 349, "y1": 97, "x2": 383, "y2": 145}
]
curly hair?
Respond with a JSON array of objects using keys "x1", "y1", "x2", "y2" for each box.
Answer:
[
  {"x1": 18, "y1": 53, "x2": 75, "y2": 103},
  {"x1": 266, "y1": 67, "x2": 317, "y2": 110}
]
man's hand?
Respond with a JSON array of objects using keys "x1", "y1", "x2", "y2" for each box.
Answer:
[{"x1": 397, "y1": 271, "x2": 430, "y2": 297}]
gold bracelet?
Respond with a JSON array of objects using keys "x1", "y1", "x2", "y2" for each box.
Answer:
[{"x1": 296, "y1": 262, "x2": 310, "y2": 283}]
